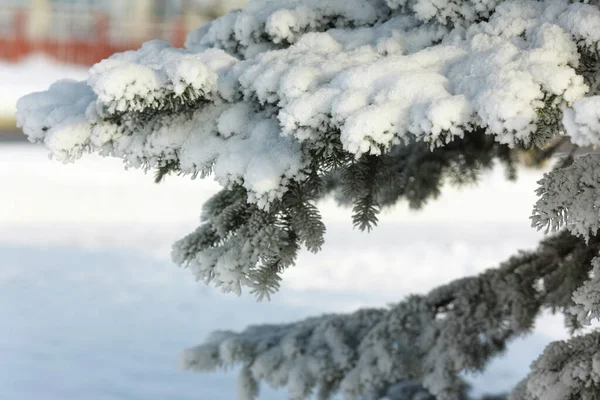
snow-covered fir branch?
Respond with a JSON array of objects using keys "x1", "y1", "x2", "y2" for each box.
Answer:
[
  {"x1": 16, "y1": 0, "x2": 600, "y2": 295},
  {"x1": 14, "y1": 0, "x2": 600, "y2": 398},
  {"x1": 510, "y1": 330, "x2": 600, "y2": 400},
  {"x1": 532, "y1": 153, "x2": 600, "y2": 240},
  {"x1": 172, "y1": 130, "x2": 516, "y2": 296},
  {"x1": 182, "y1": 231, "x2": 600, "y2": 400}
]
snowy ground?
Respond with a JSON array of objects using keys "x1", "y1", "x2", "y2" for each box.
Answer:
[
  {"x1": 0, "y1": 142, "x2": 570, "y2": 399},
  {"x1": 0, "y1": 56, "x2": 87, "y2": 121}
]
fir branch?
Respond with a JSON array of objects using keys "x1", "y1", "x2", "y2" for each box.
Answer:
[
  {"x1": 154, "y1": 160, "x2": 180, "y2": 183},
  {"x1": 342, "y1": 155, "x2": 383, "y2": 232},
  {"x1": 183, "y1": 230, "x2": 600, "y2": 399},
  {"x1": 352, "y1": 193, "x2": 380, "y2": 232}
]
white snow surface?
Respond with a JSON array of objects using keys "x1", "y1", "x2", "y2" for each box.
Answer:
[
  {"x1": 0, "y1": 143, "x2": 570, "y2": 399},
  {"x1": 0, "y1": 55, "x2": 87, "y2": 119},
  {"x1": 562, "y1": 96, "x2": 600, "y2": 147}
]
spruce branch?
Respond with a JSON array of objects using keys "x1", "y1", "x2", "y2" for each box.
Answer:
[
  {"x1": 154, "y1": 159, "x2": 180, "y2": 183},
  {"x1": 511, "y1": 330, "x2": 600, "y2": 400},
  {"x1": 342, "y1": 155, "x2": 383, "y2": 232},
  {"x1": 183, "y1": 230, "x2": 600, "y2": 399}
]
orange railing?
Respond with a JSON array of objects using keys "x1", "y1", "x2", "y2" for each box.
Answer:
[{"x1": 0, "y1": 8, "x2": 191, "y2": 66}]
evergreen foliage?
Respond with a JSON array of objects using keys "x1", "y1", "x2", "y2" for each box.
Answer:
[
  {"x1": 14, "y1": 0, "x2": 600, "y2": 398},
  {"x1": 182, "y1": 230, "x2": 600, "y2": 400}
]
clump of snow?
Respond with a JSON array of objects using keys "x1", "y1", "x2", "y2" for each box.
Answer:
[
  {"x1": 16, "y1": 79, "x2": 96, "y2": 160},
  {"x1": 557, "y1": 2, "x2": 600, "y2": 50},
  {"x1": 562, "y1": 96, "x2": 600, "y2": 147},
  {"x1": 88, "y1": 40, "x2": 236, "y2": 116},
  {"x1": 186, "y1": 0, "x2": 390, "y2": 57}
]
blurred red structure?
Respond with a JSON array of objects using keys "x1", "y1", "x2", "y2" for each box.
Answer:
[{"x1": 0, "y1": 7, "x2": 194, "y2": 66}]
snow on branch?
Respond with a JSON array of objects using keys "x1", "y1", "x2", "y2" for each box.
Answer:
[
  {"x1": 570, "y1": 256, "x2": 600, "y2": 326},
  {"x1": 18, "y1": 0, "x2": 600, "y2": 177},
  {"x1": 510, "y1": 331, "x2": 600, "y2": 400},
  {"x1": 15, "y1": 0, "x2": 600, "y2": 296},
  {"x1": 182, "y1": 231, "x2": 600, "y2": 400},
  {"x1": 171, "y1": 131, "x2": 515, "y2": 296},
  {"x1": 562, "y1": 96, "x2": 600, "y2": 147},
  {"x1": 532, "y1": 153, "x2": 600, "y2": 240},
  {"x1": 185, "y1": 0, "x2": 391, "y2": 57}
]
